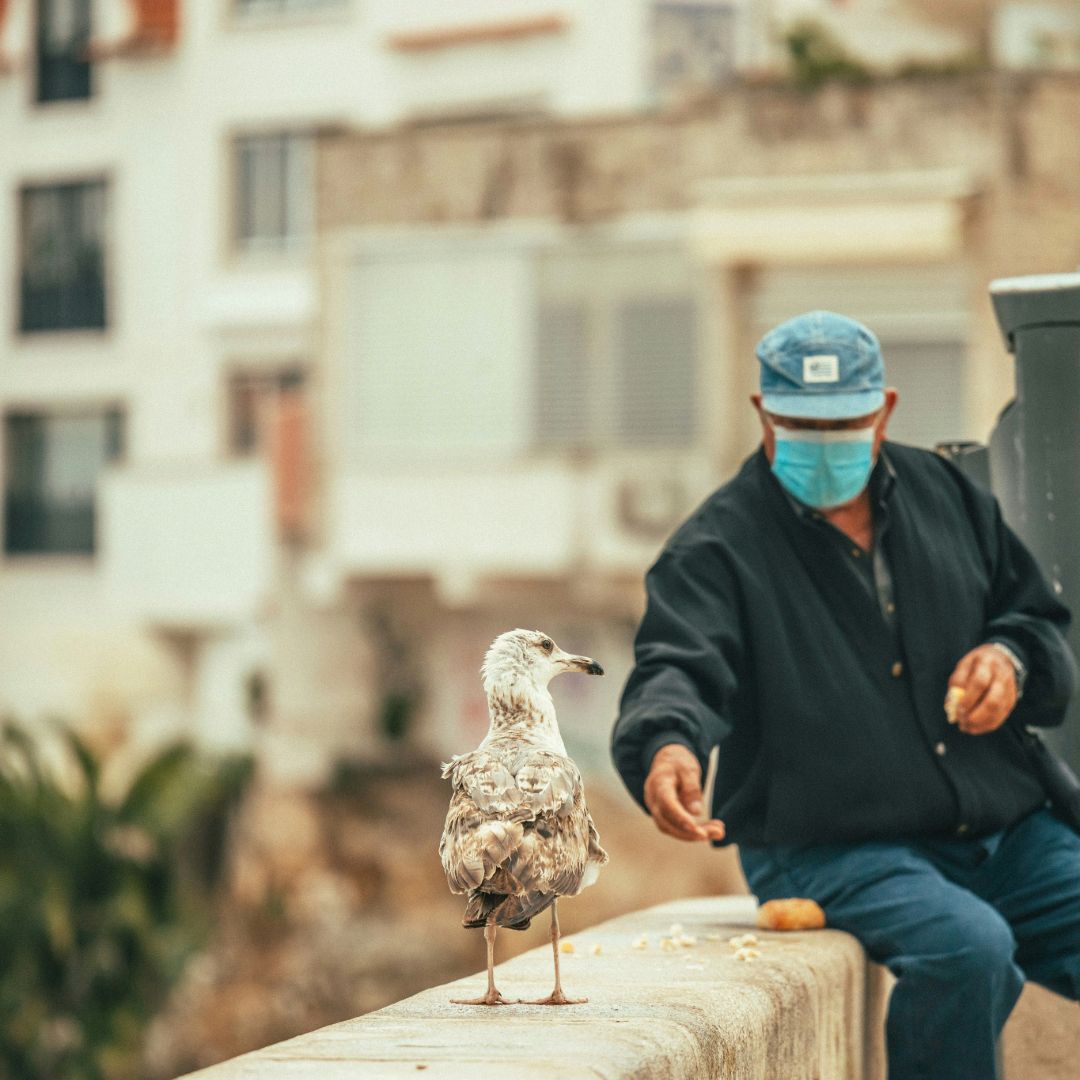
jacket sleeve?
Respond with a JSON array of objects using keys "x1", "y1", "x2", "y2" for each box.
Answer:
[
  {"x1": 611, "y1": 537, "x2": 743, "y2": 812},
  {"x1": 982, "y1": 498, "x2": 1076, "y2": 727}
]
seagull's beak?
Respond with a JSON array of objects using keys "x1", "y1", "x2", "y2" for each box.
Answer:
[{"x1": 560, "y1": 653, "x2": 604, "y2": 676}]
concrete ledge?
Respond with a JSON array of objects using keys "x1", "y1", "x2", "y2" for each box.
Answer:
[{"x1": 179, "y1": 896, "x2": 888, "y2": 1079}]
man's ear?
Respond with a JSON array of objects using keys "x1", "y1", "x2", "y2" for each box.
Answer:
[
  {"x1": 751, "y1": 393, "x2": 776, "y2": 461},
  {"x1": 874, "y1": 388, "x2": 899, "y2": 454}
]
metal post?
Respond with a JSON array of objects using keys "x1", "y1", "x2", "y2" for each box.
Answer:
[{"x1": 988, "y1": 272, "x2": 1080, "y2": 771}]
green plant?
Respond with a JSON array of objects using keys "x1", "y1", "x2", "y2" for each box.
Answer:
[
  {"x1": 783, "y1": 20, "x2": 872, "y2": 89},
  {"x1": 0, "y1": 719, "x2": 254, "y2": 1080}
]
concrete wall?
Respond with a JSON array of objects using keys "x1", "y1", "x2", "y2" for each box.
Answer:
[
  {"x1": 175, "y1": 895, "x2": 892, "y2": 1080},
  {"x1": 168, "y1": 892, "x2": 1080, "y2": 1079}
]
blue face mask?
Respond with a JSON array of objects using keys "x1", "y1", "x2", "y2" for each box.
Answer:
[{"x1": 770, "y1": 421, "x2": 878, "y2": 509}]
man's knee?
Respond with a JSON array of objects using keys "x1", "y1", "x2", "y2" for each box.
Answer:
[
  {"x1": 897, "y1": 909, "x2": 1017, "y2": 988},
  {"x1": 932, "y1": 916, "x2": 1017, "y2": 983}
]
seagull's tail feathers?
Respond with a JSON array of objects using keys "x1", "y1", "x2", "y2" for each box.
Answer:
[{"x1": 462, "y1": 889, "x2": 556, "y2": 931}]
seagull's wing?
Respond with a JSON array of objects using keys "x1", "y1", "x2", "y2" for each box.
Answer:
[
  {"x1": 439, "y1": 748, "x2": 607, "y2": 904},
  {"x1": 439, "y1": 751, "x2": 528, "y2": 894},
  {"x1": 505, "y1": 749, "x2": 607, "y2": 897}
]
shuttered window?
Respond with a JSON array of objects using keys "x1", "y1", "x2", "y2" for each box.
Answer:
[
  {"x1": 617, "y1": 297, "x2": 698, "y2": 447},
  {"x1": 535, "y1": 303, "x2": 590, "y2": 448},
  {"x1": 346, "y1": 247, "x2": 533, "y2": 460},
  {"x1": 534, "y1": 243, "x2": 699, "y2": 451}
]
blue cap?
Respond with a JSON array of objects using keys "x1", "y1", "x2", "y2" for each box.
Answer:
[{"x1": 756, "y1": 310, "x2": 885, "y2": 419}]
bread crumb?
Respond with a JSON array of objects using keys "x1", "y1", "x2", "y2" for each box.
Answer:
[
  {"x1": 559, "y1": 940, "x2": 576, "y2": 954},
  {"x1": 727, "y1": 933, "x2": 759, "y2": 949},
  {"x1": 590, "y1": 943, "x2": 602, "y2": 956}
]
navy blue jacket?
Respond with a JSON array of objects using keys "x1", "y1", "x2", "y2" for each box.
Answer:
[{"x1": 611, "y1": 442, "x2": 1076, "y2": 846}]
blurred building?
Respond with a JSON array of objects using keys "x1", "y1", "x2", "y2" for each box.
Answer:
[{"x1": 1, "y1": 0, "x2": 1078, "y2": 786}]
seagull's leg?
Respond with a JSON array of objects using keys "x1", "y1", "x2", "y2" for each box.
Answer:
[
  {"x1": 451, "y1": 917, "x2": 517, "y2": 1005},
  {"x1": 523, "y1": 899, "x2": 587, "y2": 1005}
]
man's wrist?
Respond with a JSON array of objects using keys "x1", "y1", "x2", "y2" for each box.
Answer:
[
  {"x1": 641, "y1": 733, "x2": 697, "y2": 775},
  {"x1": 987, "y1": 640, "x2": 1027, "y2": 698}
]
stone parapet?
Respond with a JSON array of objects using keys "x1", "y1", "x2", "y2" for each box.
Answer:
[{"x1": 178, "y1": 895, "x2": 889, "y2": 1079}]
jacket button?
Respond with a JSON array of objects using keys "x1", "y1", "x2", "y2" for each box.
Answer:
[
  {"x1": 891, "y1": 661, "x2": 903, "y2": 677},
  {"x1": 934, "y1": 741, "x2": 947, "y2": 756},
  {"x1": 956, "y1": 823, "x2": 970, "y2": 835},
  {"x1": 886, "y1": 602, "x2": 896, "y2": 615},
  {"x1": 851, "y1": 548, "x2": 862, "y2": 558}
]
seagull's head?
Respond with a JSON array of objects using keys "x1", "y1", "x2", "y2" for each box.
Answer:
[{"x1": 481, "y1": 629, "x2": 604, "y2": 695}]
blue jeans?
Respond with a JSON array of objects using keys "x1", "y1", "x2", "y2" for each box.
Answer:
[{"x1": 739, "y1": 809, "x2": 1080, "y2": 1080}]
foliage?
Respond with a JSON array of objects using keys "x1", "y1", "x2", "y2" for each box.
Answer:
[
  {"x1": 782, "y1": 20, "x2": 872, "y2": 90},
  {"x1": 0, "y1": 719, "x2": 254, "y2": 1080}
]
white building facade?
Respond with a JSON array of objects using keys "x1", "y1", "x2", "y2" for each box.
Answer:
[
  {"x1": 0, "y1": 0, "x2": 1039, "y2": 785},
  {"x1": 0, "y1": 0, "x2": 770, "y2": 779}
]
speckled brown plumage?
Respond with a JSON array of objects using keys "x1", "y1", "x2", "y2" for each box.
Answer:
[
  {"x1": 439, "y1": 629, "x2": 608, "y2": 1005},
  {"x1": 440, "y1": 741, "x2": 606, "y2": 928}
]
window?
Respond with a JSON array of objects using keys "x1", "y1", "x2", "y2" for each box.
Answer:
[
  {"x1": 226, "y1": 367, "x2": 306, "y2": 456},
  {"x1": 339, "y1": 236, "x2": 700, "y2": 461},
  {"x1": 233, "y1": 133, "x2": 315, "y2": 254},
  {"x1": 535, "y1": 244, "x2": 700, "y2": 451},
  {"x1": 653, "y1": 2, "x2": 737, "y2": 97},
  {"x1": 4, "y1": 409, "x2": 124, "y2": 556},
  {"x1": 36, "y1": 0, "x2": 93, "y2": 103},
  {"x1": 19, "y1": 181, "x2": 107, "y2": 333}
]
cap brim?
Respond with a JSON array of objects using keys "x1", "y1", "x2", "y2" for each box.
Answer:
[{"x1": 761, "y1": 389, "x2": 885, "y2": 420}]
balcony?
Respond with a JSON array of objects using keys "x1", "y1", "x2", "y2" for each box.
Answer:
[{"x1": 329, "y1": 454, "x2": 716, "y2": 600}]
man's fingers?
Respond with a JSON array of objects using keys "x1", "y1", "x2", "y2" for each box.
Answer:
[
  {"x1": 957, "y1": 656, "x2": 995, "y2": 718},
  {"x1": 656, "y1": 792, "x2": 707, "y2": 839},
  {"x1": 948, "y1": 650, "x2": 978, "y2": 690},
  {"x1": 645, "y1": 776, "x2": 697, "y2": 835},
  {"x1": 644, "y1": 749, "x2": 724, "y2": 842},
  {"x1": 962, "y1": 677, "x2": 1014, "y2": 734},
  {"x1": 676, "y1": 764, "x2": 705, "y2": 816},
  {"x1": 646, "y1": 774, "x2": 707, "y2": 840}
]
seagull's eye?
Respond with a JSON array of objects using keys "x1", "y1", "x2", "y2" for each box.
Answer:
[{"x1": 540, "y1": 638, "x2": 554, "y2": 653}]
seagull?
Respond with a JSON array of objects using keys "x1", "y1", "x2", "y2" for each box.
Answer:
[{"x1": 439, "y1": 629, "x2": 608, "y2": 1006}]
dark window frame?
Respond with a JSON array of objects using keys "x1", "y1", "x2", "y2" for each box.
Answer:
[
  {"x1": 3, "y1": 406, "x2": 126, "y2": 558},
  {"x1": 35, "y1": 0, "x2": 94, "y2": 104},
  {"x1": 18, "y1": 179, "x2": 108, "y2": 334}
]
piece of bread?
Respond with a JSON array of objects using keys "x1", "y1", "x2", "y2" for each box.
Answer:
[
  {"x1": 945, "y1": 686, "x2": 965, "y2": 725},
  {"x1": 756, "y1": 898, "x2": 826, "y2": 931}
]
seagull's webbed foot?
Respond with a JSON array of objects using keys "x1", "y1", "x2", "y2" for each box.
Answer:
[
  {"x1": 450, "y1": 990, "x2": 519, "y2": 1006},
  {"x1": 521, "y1": 990, "x2": 588, "y2": 1006}
]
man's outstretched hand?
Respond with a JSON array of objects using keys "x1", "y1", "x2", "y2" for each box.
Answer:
[
  {"x1": 644, "y1": 744, "x2": 726, "y2": 842},
  {"x1": 946, "y1": 644, "x2": 1019, "y2": 735}
]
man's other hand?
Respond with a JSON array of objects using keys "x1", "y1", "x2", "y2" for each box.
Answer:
[
  {"x1": 946, "y1": 644, "x2": 1019, "y2": 735},
  {"x1": 643, "y1": 744, "x2": 726, "y2": 842}
]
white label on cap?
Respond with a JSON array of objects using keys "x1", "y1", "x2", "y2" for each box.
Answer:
[{"x1": 803, "y1": 355, "x2": 840, "y2": 383}]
